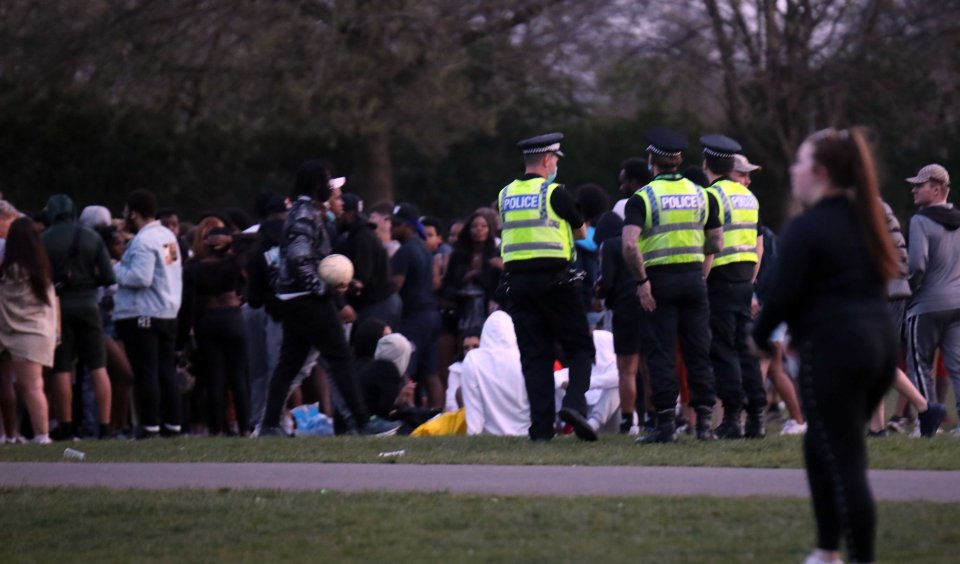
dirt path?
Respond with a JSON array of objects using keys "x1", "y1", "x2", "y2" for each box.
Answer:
[{"x1": 3, "y1": 462, "x2": 959, "y2": 501}]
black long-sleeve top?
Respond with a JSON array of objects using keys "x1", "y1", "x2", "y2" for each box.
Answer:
[
  {"x1": 597, "y1": 236, "x2": 640, "y2": 310},
  {"x1": 753, "y1": 196, "x2": 887, "y2": 348},
  {"x1": 333, "y1": 219, "x2": 395, "y2": 309},
  {"x1": 441, "y1": 248, "x2": 501, "y2": 305}
]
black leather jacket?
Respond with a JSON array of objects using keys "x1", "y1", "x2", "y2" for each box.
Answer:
[{"x1": 274, "y1": 195, "x2": 331, "y2": 296}]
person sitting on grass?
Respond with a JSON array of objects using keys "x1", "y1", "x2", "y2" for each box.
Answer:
[
  {"x1": 359, "y1": 332, "x2": 438, "y2": 434},
  {"x1": 461, "y1": 311, "x2": 621, "y2": 437}
]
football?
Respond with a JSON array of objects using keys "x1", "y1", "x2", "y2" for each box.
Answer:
[{"x1": 317, "y1": 253, "x2": 354, "y2": 287}]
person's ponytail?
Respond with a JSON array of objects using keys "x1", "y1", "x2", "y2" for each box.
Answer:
[
  {"x1": 809, "y1": 127, "x2": 898, "y2": 281},
  {"x1": 847, "y1": 128, "x2": 898, "y2": 281}
]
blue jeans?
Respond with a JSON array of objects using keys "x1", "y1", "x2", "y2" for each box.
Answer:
[{"x1": 243, "y1": 305, "x2": 283, "y2": 428}]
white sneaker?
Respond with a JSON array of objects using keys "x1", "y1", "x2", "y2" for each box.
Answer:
[
  {"x1": 802, "y1": 553, "x2": 843, "y2": 564},
  {"x1": 280, "y1": 414, "x2": 295, "y2": 436},
  {"x1": 952, "y1": 425, "x2": 960, "y2": 437},
  {"x1": 909, "y1": 424, "x2": 921, "y2": 438},
  {"x1": 780, "y1": 419, "x2": 807, "y2": 436},
  {"x1": 31, "y1": 434, "x2": 52, "y2": 445}
]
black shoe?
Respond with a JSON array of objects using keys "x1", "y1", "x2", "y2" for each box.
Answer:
[
  {"x1": 50, "y1": 425, "x2": 77, "y2": 442},
  {"x1": 360, "y1": 416, "x2": 401, "y2": 437},
  {"x1": 620, "y1": 413, "x2": 634, "y2": 434},
  {"x1": 160, "y1": 424, "x2": 182, "y2": 438},
  {"x1": 255, "y1": 426, "x2": 292, "y2": 438},
  {"x1": 867, "y1": 428, "x2": 888, "y2": 438},
  {"x1": 636, "y1": 422, "x2": 676, "y2": 444},
  {"x1": 743, "y1": 413, "x2": 765, "y2": 439},
  {"x1": 715, "y1": 417, "x2": 743, "y2": 439},
  {"x1": 636, "y1": 410, "x2": 677, "y2": 444},
  {"x1": 695, "y1": 407, "x2": 716, "y2": 440},
  {"x1": 135, "y1": 427, "x2": 160, "y2": 440},
  {"x1": 918, "y1": 403, "x2": 946, "y2": 437},
  {"x1": 558, "y1": 407, "x2": 598, "y2": 442}
]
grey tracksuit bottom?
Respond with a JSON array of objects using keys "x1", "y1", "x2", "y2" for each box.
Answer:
[{"x1": 906, "y1": 308, "x2": 960, "y2": 411}]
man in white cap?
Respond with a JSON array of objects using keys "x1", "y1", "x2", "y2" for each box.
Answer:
[
  {"x1": 905, "y1": 163, "x2": 960, "y2": 434},
  {"x1": 730, "y1": 154, "x2": 761, "y2": 187}
]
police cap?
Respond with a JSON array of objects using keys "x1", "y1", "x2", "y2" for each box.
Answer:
[
  {"x1": 518, "y1": 132, "x2": 565, "y2": 157},
  {"x1": 700, "y1": 134, "x2": 742, "y2": 158},
  {"x1": 644, "y1": 127, "x2": 687, "y2": 157}
]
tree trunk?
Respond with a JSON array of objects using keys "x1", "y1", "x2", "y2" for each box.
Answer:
[{"x1": 350, "y1": 130, "x2": 395, "y2": 205}]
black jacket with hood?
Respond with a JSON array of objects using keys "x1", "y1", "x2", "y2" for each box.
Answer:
[{"x1": 40, "y1": 194, "x2": 115, "y2": 309}]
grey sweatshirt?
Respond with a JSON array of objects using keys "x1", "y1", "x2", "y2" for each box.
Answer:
[{"x1": 907, "y1": 203, "x2": 960, "y2": 316}]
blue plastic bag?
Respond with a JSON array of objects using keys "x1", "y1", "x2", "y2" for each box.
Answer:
[{"x1": 290, "y1": 403, "x2": 335, "y2": 437}]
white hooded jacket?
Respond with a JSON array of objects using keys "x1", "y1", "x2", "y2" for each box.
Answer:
[
  {"x1": 462, "y1": 314, "x2": 621, "y2": 436},
  {"x1": 460, "y1": 311, "x2": 530, "y2": 436}
]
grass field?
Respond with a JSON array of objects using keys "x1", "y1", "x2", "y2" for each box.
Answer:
[
  {"x1": 1, "y1": 432, "x2": 959, "y2": 469},
  {"x1": 1, "y1": 488, "x2": 956, "y2": 563}
]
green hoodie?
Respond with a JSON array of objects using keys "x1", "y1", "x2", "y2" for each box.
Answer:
[{"x1": 40, "y1": 194, "x2": 116, "y2": 309}]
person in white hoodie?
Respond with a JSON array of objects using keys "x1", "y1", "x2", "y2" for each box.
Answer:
[
  {"x1": 461, "y1": 311, "x2": 529, "y2": 436},
  {"x1": 461, "y1": 311, "x2": 621, "y2": 436},
  {"x1": 554, "y1": 330, "x2": 621, "y2": 434}
]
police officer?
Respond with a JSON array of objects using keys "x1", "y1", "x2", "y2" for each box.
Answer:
[
  {"x1": 700, "y1": 135, "x2": 766, "y2": 439},
  {"x1": 621, "y1": 127, "x2": 723, "y2": 443},
  {"x1": 498, "y1": 132, "x2": 597, "y2": 442}
]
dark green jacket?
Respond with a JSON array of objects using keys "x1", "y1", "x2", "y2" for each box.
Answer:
[{"x1": 40, "y1": 194, "x2": 116, "y2": 309}]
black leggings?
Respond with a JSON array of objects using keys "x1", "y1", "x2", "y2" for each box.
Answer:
[
  {"x1": 798, "y1": 315, "x2": 896, "y2": 563},
  {"x1": 195, "y1": 307, "x2": 250, "y2": 434}
]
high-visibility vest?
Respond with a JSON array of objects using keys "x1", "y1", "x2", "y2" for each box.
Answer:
[
  {"x1": 706, "y1": 178, "x2": 759, "y2": 267},
  {"x1": 499, "y1": 177, "x2": 574, "y2": 264},
  {"x1": 635, "y1": 173, "x2": 708, "y2": 267}
]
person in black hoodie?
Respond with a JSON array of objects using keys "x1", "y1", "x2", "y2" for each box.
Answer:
[
  {"x1": 334, "y1": 193, "x2": 401, "y2": 329},
  {"x1": 41, "y1": 194, "x2": 116, "y2": 440}
]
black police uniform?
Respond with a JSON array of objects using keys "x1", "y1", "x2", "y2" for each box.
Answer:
[
  {"x1": 700, "y1": 134, "x2": 767, "y2": 439},
  {"x1": 500, "y1": 133, "x2": 597, "y2": 442},
  {"x1": 623, "y1": 128, "x2": 720, "y2": 442}
]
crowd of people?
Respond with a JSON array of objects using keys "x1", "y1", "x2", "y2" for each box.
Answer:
[
  {"x1": 2, "y1": 126, "x2": 958, "y2": 560},
  {"x1": 0, "y1": 135, "x2": 954, "y2": 449}
]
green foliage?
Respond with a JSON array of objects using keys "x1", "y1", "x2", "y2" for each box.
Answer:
[{"x1": 0, "y1": 83, "x2": 343, "y2": 217}]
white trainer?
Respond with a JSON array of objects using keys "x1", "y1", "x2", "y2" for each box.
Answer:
[{"x1": 780, "y1": 419, "x2": 807, "y2": 436}]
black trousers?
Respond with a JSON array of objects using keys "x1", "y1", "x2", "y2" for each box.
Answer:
[
  {"x1": 506, "y1": 270, "x2": 595, "y2": 440},
  {"x1": 196, "y1": 307, "x2": 250, "y2": 434},
  {"x1": 262, "y1": 294, "x2": 368, "y2": 429},
  {"x1": 116, "y1": 317, "x2": 180, "y2": 429},
  {"x1": 798, "y1": 312, "x2": 896, "y2": 563},
  {"x1": 641, "y1": 269, "x2": 715, "y2": 412},
  {"x1": 708, "y1": 279, "x2": 766, "y2": 415}
]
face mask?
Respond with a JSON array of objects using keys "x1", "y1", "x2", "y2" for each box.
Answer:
[{"x1": 546, "y1": 165, "x2": 558, "y2": 184}]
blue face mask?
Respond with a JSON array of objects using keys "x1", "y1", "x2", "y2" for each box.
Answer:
[{"x1": 546, "y1": 166, "x2": 558, "y2": 184}]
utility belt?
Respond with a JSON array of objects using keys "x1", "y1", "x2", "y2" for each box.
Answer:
[{"x1": 495, "y1": 267, "x2": 586, "y2": 300}]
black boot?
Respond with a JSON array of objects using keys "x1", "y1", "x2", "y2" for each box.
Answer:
[
  {"x1": 636, "y1": 410, "x2": 677, "y2": 444},
  {"x1": 743, "y1": 411, "x2": 765, "y2": 439},
  {"x1": 695, "y1": 406, "x2": 716, "y2": 440},
  {"x1": 715, "y1": 410, "x2": 743, "y2": 439}
]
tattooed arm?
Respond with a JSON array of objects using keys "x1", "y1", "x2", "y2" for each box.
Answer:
[
  {"x1": 621, "y1": 225, "x2": 646, "y2": 281},
  {"x1": 622, "y1": 224, "x2": 656, "y2": 311}
]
